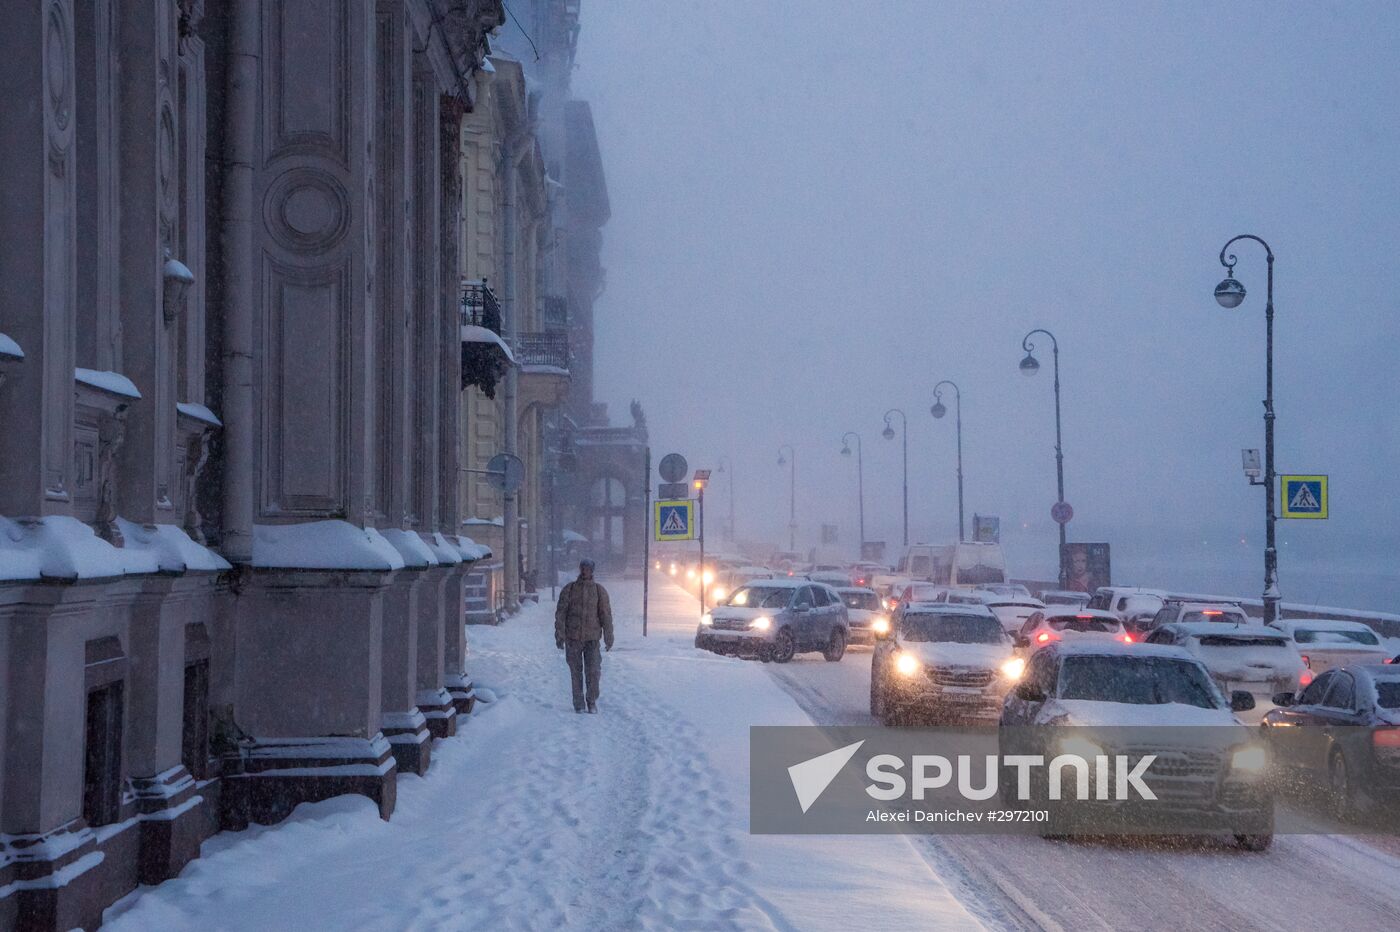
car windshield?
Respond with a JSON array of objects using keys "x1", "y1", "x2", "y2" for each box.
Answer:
[
  {"x1": 727, "y1": 586, "x2": 792, "y2": 609},
  {"x1": 1293, "y1": 627, "x2": 1380, "y2": 646},
  {"x1": 840, "y1": 592, "x2": 879, "y2": 611},
  {"x1": 901, "y1": 613, "x2": 1003, "y2": 644},
  {"x1": 1059, "y1": 656, "x2": 1222, "y2": 708},
  {"x1": 1183, "y1": 610, "x2": 1247, "y2": 624},
  {"x1": 1375, "y1": 681, "x2": 1400, "y2": 709},
  {"x1": 1048, "y1": 616, "x2": 1117, "y2": 632}
]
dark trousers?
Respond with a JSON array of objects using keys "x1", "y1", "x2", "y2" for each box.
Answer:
[{"x1": 565, "y1": 638, "x2": 602, "y2": 709}]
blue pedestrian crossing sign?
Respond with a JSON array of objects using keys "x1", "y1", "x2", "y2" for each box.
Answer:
[
  {"x1": 654, "y1": 499, "x2": 696, "y2": 541},
  {"x1": 1281, "y1": 475, "x2": 1328, "y2": 519}
]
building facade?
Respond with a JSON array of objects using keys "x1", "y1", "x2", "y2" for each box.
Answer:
[{"x1": 0, "y1": 2, "x2": 505, "y2": 928}]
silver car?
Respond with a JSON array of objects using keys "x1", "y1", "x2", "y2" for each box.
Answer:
[{"x1": 696, "y1": 579, "x2": 851, "y2": 663}]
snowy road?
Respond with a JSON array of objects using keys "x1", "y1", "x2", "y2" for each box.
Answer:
[
  {"x1": 756, "y1": 603, "x2": 1400, "y2": 931},
  {"x1": 103, "y1": 577, "x2": 980, "y2": 931}
]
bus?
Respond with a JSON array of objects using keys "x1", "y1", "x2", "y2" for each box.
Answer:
[{"x1": 896, "y1": 541, "x2": 1007, "y2": 588}]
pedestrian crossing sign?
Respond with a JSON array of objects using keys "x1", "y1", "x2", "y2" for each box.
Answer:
[
  {"x1": 1281, "y1": 475, "x2": 1328, "y2": 519},
  {"x1": 654, "y1": 499, "x2": 696, "y2": 540}
]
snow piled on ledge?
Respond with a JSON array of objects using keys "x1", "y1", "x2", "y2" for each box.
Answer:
[
  {"x1": 116, "y1": 519, "x2": 231, "y2": 573},
  {"x1": 0, "y1": 515, "x2": 159, "y2": 581},
  {"x1": 252, "y1": 521, "x2": 405, "y2": 571}
]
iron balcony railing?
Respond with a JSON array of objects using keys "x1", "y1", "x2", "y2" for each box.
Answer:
[
  {"x1": 460, "y1": 278, "x2": 502, "y2": 332},
  {"x1": 515, "y1": 331, "x2": 570, "y2": 370}
]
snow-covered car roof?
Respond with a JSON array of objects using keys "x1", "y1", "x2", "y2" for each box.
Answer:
[
  {"x1": 1269, "y1": 618, "x2": 1378, "y2": 635},
  {"x1": 1167, "y1": 599, "x2": 1244, "y2": 610},
  {"x1": 1168, "y1": 622, "x2": 1288, "y2": 640},
  {"x1": 734, "y1": 565, "x2": 772, "y2": 575},
  {"x1": 1042, "y1": 608, "x2": 1120, "y2": 623},
  {"x1": 1050, "y1": 640, "x2": 1196, "y2": 661},
  {"x1": 982, "y1": 595, "x2": 1045, "y2": 608},
  {"x1": 1094, "y1": 586, "x2": 1167, "y2": 597},
  {"x1": 1041, "y1": 589, "x2": 1090, "y2": 599},
  {"x1": 1352, "y1": 664, "x2": 1400, "y2": 681},
  {"x1": 836, "y1": 586, "x2": 878, "y2": 595},
  {"x1": 733, "y1": 578, "x2": 809, "y2": 589},
  {"x1": 902, "y1": 603, "x2": 996, "y2": 619}
]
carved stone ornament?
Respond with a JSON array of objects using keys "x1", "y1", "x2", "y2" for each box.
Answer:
[
  {"x1": 94, "y1": 407, "x2": 129, "y2": 547},
  {"x1": 182, "y1": 428, "x2": 211, "y2": 544},
  {"x1": 163, "y1": 248, "x2": 195, "y2": 327}
]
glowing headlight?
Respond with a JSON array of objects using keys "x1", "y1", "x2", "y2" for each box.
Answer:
[
  {"x1": 1000, "y1": 657, "x2": 1026, "y2": 681},
  {"x1": 1058, "y1": 735, "x2": 1104, "y2": 761},
  {"x1": 871, "y1": 616, "x2": 890, "y2": 635},
  {"x1": 700, "y1": 613, "x2": 713, "y2": 627},
  {"x1": 712, "y1": 587, "x2": 727, "y2": 602},
  {"x1": 686, "y1": 568, "x2": 696, "y2": 580},
  {"x1": 750, "y1": 616, "x2": 772, "y2": 631},
  {"x1": 1231, "y1": 744, "x2": 1268, "y2": 774},
  {"x1": 669, "y1": 563, "x2": 678, "y2": 576},
  {"x1": 895, "y1": 652, "x2": 920, "y2": 676},
  {"x1": 702, "y1": 570, "x2": 715, "y2": 585}
]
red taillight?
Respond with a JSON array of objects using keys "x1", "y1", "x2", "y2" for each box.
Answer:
[
  {"x1": 1300, "y1": 654, "x2": 1311, "y2": 669},
  {"x1": 1373, "y1": 727, "x2": 1400, "y2": 749},
  {"x1": 1202, "y1": 610, "x2": 1223, "y2": 616},
  {"x1": 1037, "y1": 632, "x2": 1051, "y2": 643},
  {"x1": 1299, "y1": 668, "x2": 1314, "y2": 687},
  {"x1": 1121, "y1": 633, "x2": 1134, "y2": 644},
  {"x1": 1386, "y1": 657, "x2": 1395, "y2": 664},
  {"x1": 1075, "y1": 614, "x2": 1093, "y2": 620}
]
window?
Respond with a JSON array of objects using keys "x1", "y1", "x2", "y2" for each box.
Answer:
[
  {"x1": 794, "y1": 587, "x2": 814, "y2": 609},
  {"x1": 182, "y1": 659, "x2": 210, "y2": 779},
  {"x1": 1028, "y1": 651, "x2": 1057, "y2": 696},
  {"x1": 83, "y1": 681, "x2": 124, "y2": 827},
  {"x1": 1298, "y1": 672, "x2": 1333, "y2": 706},
  {"x1": 1322, "y1": 673, "x2": 1356, "y2": 711},
  {"x1": 1146, "y1": 629, "x2": 1175, "y2": 645},
  {"x1": 811, "y1": 587, "x2": 830, "y2": 607}
]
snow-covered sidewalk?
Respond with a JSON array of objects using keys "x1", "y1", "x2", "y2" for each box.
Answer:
[{"x1": 105, "y1": 575, "x2": 980, "y2": 931}]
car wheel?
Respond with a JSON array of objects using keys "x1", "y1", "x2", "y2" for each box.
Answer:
[
  {"x1": 1234, "y1": 832, "x2": 1273, "y2": 852},
  {"x1": 1329, "y1": 750, "x2": 1367, "y2": 821},
  {"x1": 770, "y1": 627, "x2": 796, "y2": 664},
  {"x1": 824, "y1": 627, "x2": 847, "y2": 662}
]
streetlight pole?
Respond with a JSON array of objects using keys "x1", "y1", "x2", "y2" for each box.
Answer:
[
  {"x1": 1019, "y1": 329, "x2": 1067, "y2": 586},
  {"x1": 840, "y1": 432, "x2": 865, "y2": 553},
  {"x1": 1214, "y1": 234, "x2": 1280, "y2": 625},
  {"x1": 882, "y1": 409, "x2": 908, "y2": 547},
  {"x1": 777, "y1": 444, "x2": 796, "y2": 551},
  {"x1": 930, "y1": 381, "x2": 964, "y2": 542},
  {"x1": 717, "y1": 455, "x2": 735, "y2": 543}
]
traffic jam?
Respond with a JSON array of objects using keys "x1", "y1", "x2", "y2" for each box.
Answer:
[{"x1": 660, "y1": 539, "x2": 1400, "y2": 847}]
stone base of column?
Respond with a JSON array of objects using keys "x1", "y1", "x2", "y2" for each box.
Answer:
[
  {"x1": 382, "y1": 710, "x2": 432, "y2": 776},
  {"x1": 416, "y1": 688, "x2": 459, "y2": 739},
  {"x1": 219, "y1": 735, "x2": 396, "y2": 831},
  {"x1": 130, "y1": 765, "x2": 214, "y2": 886},
  {"x1": 443, "y1": 673, "x2": 477, "y2": 717}
]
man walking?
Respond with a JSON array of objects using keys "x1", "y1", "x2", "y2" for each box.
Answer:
[{"x1": 555, "y1": 559, "x2": 614, "y2": 713}]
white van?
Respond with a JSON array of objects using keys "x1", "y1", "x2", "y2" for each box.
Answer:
[{"x1": 897, "y1": 542, "x2": 1007, "y2": 588}]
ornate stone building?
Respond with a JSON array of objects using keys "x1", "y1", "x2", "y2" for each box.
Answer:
[{"x1": 0, "y1": 1, "x2": 505, "y2": 928}]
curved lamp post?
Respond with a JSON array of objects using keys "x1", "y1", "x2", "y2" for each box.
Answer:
[
  {"x1": 882, "y1": 409, "x2": 909, "y2": 547},
  {"x1": 1019, "y1": 328, "x2": 1068, "y2": 586},
  {"x1": 930, "y1": 380, "x2": 965, "y2": 542},
  {"x1": 840, "y1": 432, "x2": 866, "y2": 550},
  {"x1": 777, "y1": 444, "x2": 796, "y2": 551},
  {"x1": 717, "y1": 455, "x2": 735, "y2": 542},
  {"x1": 1215, "y1": 234, "x2": 1280, "y2": 625}
]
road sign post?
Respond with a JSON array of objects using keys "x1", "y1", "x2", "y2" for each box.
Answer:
[
  {"x1": 643, "y1": 447, "x2": 652, "y2": 637},
  {"x1": 1281, "y1": 475, "x2": 1328, "y2": 519}
]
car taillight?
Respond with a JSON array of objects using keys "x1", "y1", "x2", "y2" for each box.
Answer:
[
  {"x1": 1299, "y1": 668, "x2": 1314, "y2": 687},
  {"x1": 1300, "y1": 654, "x2": 1311, "y2": 669},
  {"x1": 1120, "y1": 633, "x2": 1134, "y2": 644},
  {"x1": 1386, "y1": 657, "x2": 1395, "y2": 664},
  {"x1": 1036, "y1": 632, "x2": 1051, "y2": 643},
  {"x1": 1373, "y1": 728, "x2": 1400, "y2": 749},
  {"x1": 1203, "y1": 610, "x2": 1223, "y2": 616}
]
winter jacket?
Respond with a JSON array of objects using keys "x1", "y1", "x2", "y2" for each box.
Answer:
[{"x1": 555, "y1": 578, "x2": 614, "y2": 647}]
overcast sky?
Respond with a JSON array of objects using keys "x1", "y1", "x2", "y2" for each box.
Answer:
[{"x1": 570, "y1": 0, "x2": 1400, "y2": 608}]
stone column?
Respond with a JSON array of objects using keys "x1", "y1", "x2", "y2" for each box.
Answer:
[{"x1": 0, "y1": 0, "x2": 78, "y2": 518}]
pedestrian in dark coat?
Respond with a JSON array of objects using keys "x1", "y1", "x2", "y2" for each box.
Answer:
[{"x1": 554, "y1": 559, "x2": 614, "y2": 712}]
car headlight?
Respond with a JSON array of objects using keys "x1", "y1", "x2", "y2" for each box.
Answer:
[
  {"x1": 686, "y1": 568, "x2": 696, "y2": 580},
  {"x1": 712, "y1": 587, "x2": 727, "y2": 603},
  {"x1": 1000, "y1": 657, "x2": 1026, "y2": 681},
  {"x1": 669, "y1": 564, "x2": 678, "y2": 575},
  {"x1": 1230, "y1": 744, "x2": 1268, "y2": 775},
  {"x1": 895, "y1": 651, "x2": 920, "y2": 676},
  {"x1": 700, "y1": 613, "x2": 713, "y2": 627},
  {"x1": 750, "y1": 616, "x2": 772, "y2": 631},
  {"x1": 871, "y1": 616, "x2": 890, "y2": 635},
  {"x1": 1058, "y1": 735, "x2": 1104, "y2": 761},
  {"x1": 702, "y1": 570, "x2": 714, "y2": 584}
]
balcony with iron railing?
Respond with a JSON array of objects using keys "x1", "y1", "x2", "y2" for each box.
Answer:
[
  {"x1": 459, "y1": 277, "x2": 510, "y2": 396},
  {"x1": 515, "y1": 331, "x2": 570, "y2": 371},
  {"x1": 460, "y1": 278, "x2": 502, "y2": 331}
]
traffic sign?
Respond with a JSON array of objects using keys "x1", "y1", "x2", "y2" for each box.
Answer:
[
  {"x1": 654, "y1": 499, "x2": 696, "y2": 540},
  {"x1": 658, "y1": 482, "x2": 689, "y2": 500},
  {"x1": 659, "y1": 453, "x2": 689, "y2": 483},
  {"x1": 486, "y1": 453, "x2": 525, "y2": 493},
  {"x1": 1281, "y1": 475, "x2": 1328, "y2": 519},
  {"x1": 1050, "y1": 501, "x2": 1074, "y2": 525}
]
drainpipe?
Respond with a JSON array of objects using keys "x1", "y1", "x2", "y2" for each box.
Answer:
[
  {"x1": 218, "y1": 1, "x2": 257, "y2": 563},
  {"x1": 500, "y1": 141, "x2": 525, "y2": 612}
]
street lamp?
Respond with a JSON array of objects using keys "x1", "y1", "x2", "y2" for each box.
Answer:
[
  {"x1": 1019, "y1": 328, "x2": 1068, "y2": 586},
  {"x1": 840, "y1": 432, "x2": 866, "y2": 552},
  {"x1": 882, "y1": 409, "x2": 908, "y2": 547},
  {"x1": 930, "y1": 380, "x2": 965, "y2": 542},
  {"x1": 717, "y1": 455, "x2": 735, "y2": 543},
  {"x1": 777, "y1": 444, "x2": 796, "y2": 551},
  {"x1": 1214, "y1": 234, "x2": 1280, "y2": 625}
]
